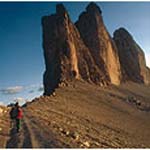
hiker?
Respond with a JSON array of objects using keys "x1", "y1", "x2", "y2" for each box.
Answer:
[
  {"x1": 9, "y1": 103, "x2": 18, "y2": 128},
  {"x1": 16, "y1": 103, "x2": 23, "y2": 132},
  {"x1": 9, "y1": 102, "x2": 23, "y2": 132}
]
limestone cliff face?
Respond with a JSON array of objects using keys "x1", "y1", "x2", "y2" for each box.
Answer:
[
  {"x1": 146, "y1": 67, "x2": 150, "y2": 84},
  {"x1": 75, "y1": 2, "x2": 121, "y2": 85},
  {"x1": 42, "y1": 3, "x2": 149, "y2": 95},
  {"x1": 113, "y1": 28, "x2": 150, "y2": 84},
  {"x1": 42, "y1": 4, "x2": 78, "y2": 95},
  {"x1": 42, "y1": 4, "x2": 110, "y2": 95}
]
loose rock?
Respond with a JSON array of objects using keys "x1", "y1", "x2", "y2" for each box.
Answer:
[
  {"x1": 70, "y1": 131, "x2": 80, "y2": 140},
  {"x1": 82, "y1": 141, "x2": 90, "y2": 147}
]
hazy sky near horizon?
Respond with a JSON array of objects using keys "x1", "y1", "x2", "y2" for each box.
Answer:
[{"x1": 0, "y1": 2, "x2": 150, "y2": 105}]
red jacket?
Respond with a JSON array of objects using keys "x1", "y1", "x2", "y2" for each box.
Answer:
[{"x1": 17, "y1": 108, "x2": 23, "y2": 119}]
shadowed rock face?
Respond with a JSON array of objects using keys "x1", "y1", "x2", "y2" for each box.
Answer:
[
  {"x1": 75, "y1": 2, "x2": 122, "y2": 85},
  {"x1": 113, "y1": 28, "x2": 150, "y2": 84},
  {"x1": 42, "y1": 3, "x2": 111, "y2": 95}
]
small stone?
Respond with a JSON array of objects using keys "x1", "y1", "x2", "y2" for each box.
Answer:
[
  {"x1": 136, "y1": 100, "x2": 141, "y2": 106},
  {"x1": 62, "y1": 130, "x2": 70, "y2": 136},
  {"x1": 95, "y1": 141, "x2": 100, "y2": 146},
  {"x1": 0, "y1": 128, "x2": 2, "y2": 131},
  {"x1": 86, "y1": 127, "x2": 90, "y2": 132},
  {"x1": 70, "y1": 131, "x2": 79, "y2": 140},
  {"x1": 99, "y1": 83, "x2": 103, "y2": 87},
  {"x1": 66, "y1": 131, "x2": 70, "y2": 135},
  {"x1": 52, "y1": 92, "x2": 56, "y2": 97},
  {"x1": 59, "y1": 127, "x2": 63, "y2": 132},
  {"x1": 67, "y1": 121, "x2": 70, "y2": 125},
  {"x1": 80, "y1": 144, "x2": 84, "y2": 148},
  {"x1": 83, "y1": 141, "x2": 90, "y2": 147}
]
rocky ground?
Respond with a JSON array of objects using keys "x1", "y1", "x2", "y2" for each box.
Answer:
[
  {"x1": 1, "y1": 80, "x2": 150, "y2": 148},
  {"x1": 0, "y1": 106, "x2": 10, "y2": 147}
]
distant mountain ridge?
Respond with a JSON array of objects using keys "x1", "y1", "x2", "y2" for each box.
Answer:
[{"x1": 42, "y1": 2, "x2": 150, "y2": 95}]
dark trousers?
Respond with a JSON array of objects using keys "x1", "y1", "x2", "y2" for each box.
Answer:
[{"x1": 16, "y1": 119, "x2": 21, "y2": 132}]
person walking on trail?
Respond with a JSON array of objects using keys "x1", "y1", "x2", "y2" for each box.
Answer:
[
  {"x1": 9, "y1": 102, "x2": 23, "y2": 133},
  {"x1": 16, "y1": 103, "x2": 23, "y2": 133},
  {"x1": 9, "y1": 102, "x2": 18, "y2": 128}
]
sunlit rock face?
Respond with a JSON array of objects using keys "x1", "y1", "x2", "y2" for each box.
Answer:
[
  {"x1": 113, "y1": 28, "x2": 150, "y2": 84},
  {"x1": 75, "y1": 2, "x2": 122, "y2": 86},
  {"x1": 42, "y1": 4, "x2": 79, "y2": 95},
  {"x1": 146, "y1": 67, "x2": 150, "y2": 85}
]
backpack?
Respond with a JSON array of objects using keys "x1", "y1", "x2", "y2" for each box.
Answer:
[
  {"x1": 17, "y1": 108, "x2": 23, "y2": 119},
  {"x1": 10, "y1": 107, "x2": 18, "y2": 119}
]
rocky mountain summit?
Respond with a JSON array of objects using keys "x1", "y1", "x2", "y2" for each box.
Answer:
[
  {"x1": 113, "y1": 28, "x2": 150, "y2": 84},
  {"x1": 75, "y1": 2, "x2": 121, "y2": 85},
  {"x1": 42, "y1": 2, "x2": 149, "y2": 95}
]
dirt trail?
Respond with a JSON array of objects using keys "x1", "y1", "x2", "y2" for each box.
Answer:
[{"x1": 6, "y1": 112, "x2": 40, "y2": 148}]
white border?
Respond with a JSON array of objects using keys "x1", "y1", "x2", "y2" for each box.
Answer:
[{"x1": 0, "y1": 0, "x2": 150, "y2": 2}]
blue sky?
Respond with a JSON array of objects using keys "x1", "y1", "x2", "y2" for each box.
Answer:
[{"x1": 0, "y1": 2, "x2": 150, "y2": 105}]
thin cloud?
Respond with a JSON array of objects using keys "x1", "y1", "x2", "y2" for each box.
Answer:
[
  {"x1": 14, "y1": 97, "x2": 25, "y2": 102},
  {"x1": 25, "y1": 83, "x2": 43, "y2": 90},
  {"x1": 25, "y1": 84, "x2": 39, "y2": 89},
  {"x1": 24, "y1": 84, "x2": 44, "y2": 92},
  {"x1": 0, "y1": 86, "x2": 23, "y2": 95},
  {"x1": 0, "y1": 83, "x2": 44, "y2": 95}
]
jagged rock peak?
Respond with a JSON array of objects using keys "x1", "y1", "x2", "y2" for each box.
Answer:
[
  {"x1": 114, "y1": 27, "x2": 128, "y2": 33},
  {"x1": 86, "y1": 2, "x2": 102, "y2": 15},
  {"x1": 76, "y1": 2, "x2": 121, "y2": 86},
  {"x1": 42, "y1": 2, "x2": 111, "y2": 95},
  {"x1": 113, "y1": 27, "x2": 150, "y2": 84},
  {"x1": 113, "y1": 27, "x2": 134, "y2": 41},
  {"x1": 56, "y1": 3, "x2": 69, "y2": 17}
]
